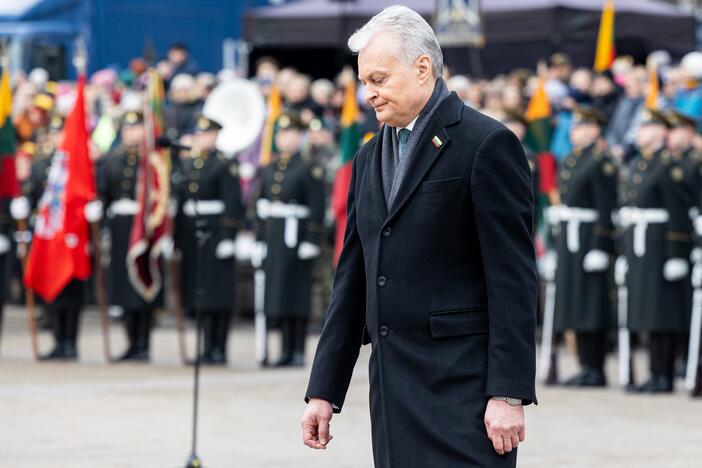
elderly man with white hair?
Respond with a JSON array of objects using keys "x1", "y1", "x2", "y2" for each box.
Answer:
[{"x1": 301, "y1": 5, "x2": 537, "y2": 468}]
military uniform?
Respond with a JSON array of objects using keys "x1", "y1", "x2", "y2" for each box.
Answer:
[
  {"x1": 255, "y1": 112, "x2": 325, "y2": 367},
  {"x1": 620, "y1": 111, "x2": 692, "y2": 391},
  {"x1": 98, "y1": 111, "x2": 162, "y2": 361},
  {"x1": 174, "y1": 116, "x2": 245, "y2": 364},
  {"x1": 21, "y1": 116, "x2": 86, "y2": 360}
]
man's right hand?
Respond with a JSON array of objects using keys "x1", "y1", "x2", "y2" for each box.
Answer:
[{"x1": 301, "y1": 397, "x2": 334, "y2": 450}]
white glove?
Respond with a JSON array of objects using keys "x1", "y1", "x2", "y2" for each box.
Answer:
[
  {"x1": 160, "y1": 236, "x2": 174, "y2": 260},
  {"x1": 663, "y1": 258, "x2": 689, "y2": 281},
  {"x1": 0, "y1": 234, "x2": 9, "y2": 254},
  {"x1": 696, "y1": 216, "x2": 702, "y2": 237},
  {"x1": 84, "y1": 200, "x2": 104, "y2": 223},
  {"x1": 693, "y1": 263, "x2": 702, "y2": 289},
  {"x1": 10, "y1": 196, "x2": 30, "y2": 220},
  {"x1": 583, "y1": 249, "x2": 609, "y2": 272},
  {"x1": 691, "y1": 247, "x2": 702, "y2": 264},
  {"x1": 614, "y1": 256, "x2": 628, "y2": 286},
  {"x1": 538, "y1": 250, "x2": 558, "y2": 282},
  {"x1": 250, "y1": 241, "x2": 267, "y2": 268},
  {"x1": 298, "y1": 241, "x2": 321, "y2": 260},
  {"x1": 215, "y1": 238, "x2": 236, "y2": 259}
]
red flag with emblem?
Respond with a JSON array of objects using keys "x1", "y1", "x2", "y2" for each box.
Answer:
[
  {"x1": 24, "y1": 75, "x2": 95, "y2": 301},
  {"x1": 126, "y1": 69, "x2": 171, "y2": 301}
]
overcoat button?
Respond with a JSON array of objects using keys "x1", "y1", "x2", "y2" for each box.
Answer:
[
  {"x1": 379, "y1": 326, "x2": 389, "y2": 337},
  {"x1": 377, "y1": 276, "x2": 387, "y2": 287},
  {"x1": 382, "y1": 227, "x2": 392, "y2": 237}
]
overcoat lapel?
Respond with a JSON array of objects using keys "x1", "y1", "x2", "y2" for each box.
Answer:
[{"x1": 383, "y1": 94, "x2": 464, "y2": 227}]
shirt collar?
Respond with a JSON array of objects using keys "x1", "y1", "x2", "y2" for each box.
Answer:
[{"x1": 397, "y1": 115, "x2": 419, "y2": 134}]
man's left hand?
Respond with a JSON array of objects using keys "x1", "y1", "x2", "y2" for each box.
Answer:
[{"x1": 484, "y1": 398, "x2": 525, "y2": 455}]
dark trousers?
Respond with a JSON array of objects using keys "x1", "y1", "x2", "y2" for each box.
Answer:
[
  {"x1": 202, "y1": 309, "x2": 232, "y2": 356},
  {"x1": 649, "y1": 332, "x2": 677, "y2": 380},
  {"x1": 576, "y1": 331, "x2": 608, "y2": 371}
]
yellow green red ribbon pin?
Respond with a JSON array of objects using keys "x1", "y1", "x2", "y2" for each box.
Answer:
[{"x1": 432, "y1": 135, "x2": 443, "y2": 148}]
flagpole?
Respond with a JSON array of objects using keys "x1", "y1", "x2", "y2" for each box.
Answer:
[{"x1": 74, "y1": 39, "x2": 114, "y2": 363}]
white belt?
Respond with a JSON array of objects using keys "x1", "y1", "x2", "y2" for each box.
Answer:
[
  {"x1": 183, "y1": 199, "x2": 225, "y2": 217},
  {"x1": 108, "y1": 199, "x2": 139, "y2": 216},
  {"x1": 546, "y1": 205, "x2": 598, "y2": 253},
  {"x1": 256, "y1": 199, "x2": 310, "y2": 248},
  {"x1": 618, "y1": 207, "x2": 669, "y2": 257}
]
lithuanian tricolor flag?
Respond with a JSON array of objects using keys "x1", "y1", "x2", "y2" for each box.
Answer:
[
  {"x1": 331, "y1": 79, "x2": 361, "y2": 264},
  {"x1": 524, "y1": 70, "x2": 557, "y2": 255},
  {"x1": 594, "y1": 0, "x2": 616, "y2": 72},
  {"x1": 0, "y1": 66, "x2": 19, "y2": 198},
  {"x1": 646, "y1": 64, "x2": 660, "y2": 110},
  {"x1": 259, "y1": 83, "x2": 282, "y2": 167}
]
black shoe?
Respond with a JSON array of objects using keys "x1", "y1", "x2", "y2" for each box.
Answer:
[
  {"x1": 290, "y1": 352, "x2": 305, "y2": 368},
  {"x1": 561, "y1": 370, "x2": 589, "y2": 387},
  {"x1": 208, "y1": 349, "x2": 227, "y2": 365},
  {"x1": 61, "y1": 342, "x2": 78, "y2": 361},
  {"x1": 636, "y1": 375, "x2": 673, "y2": 393},
  {"x1": 39, "y1": 345, "x2": 66, "y2": 361},
  {"x1": 117, "y1": 347, "x2": 137, "y2": 362},
  {"x1": 581, "y1": 368, "x2": 607, "y2": 387},
  {"x1": 130, "y1": 349, "x2": 150, "y2": 362},
  {"x1": 273, "y1": 352, "x2": 293, "y2": 367}
]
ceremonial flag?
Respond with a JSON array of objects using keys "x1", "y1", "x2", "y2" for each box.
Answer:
[
  {"x1": 0, "y1": 66, "x2": 19, "y2": 198},
  {"x1": 126, "y1": 69, "x2": 171, "y2": 301},
  {"x1": 524, "y1": 72, "x2": 557, "y2": 255},
  {"x1": 259, "y1": 83, "x2": 282, "y2": 166},
  {"x1": 594, "y1": 0, "x2": 616, "y2": 72},
  {"x1": 646, "y1": 65, "x2": 660, "y2": 110},
  {"x1": 331, "y1": 80, "x2": 361, "y2": 264},
  {"x1": 24, "y1": 76, "x2": 95, "y2": 301}
]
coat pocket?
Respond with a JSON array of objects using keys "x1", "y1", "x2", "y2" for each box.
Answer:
[
  {"x1": 421, "y1": 176, "x2": 463, "y2": 193},
  {"x1": 430, "y1": 307, "x2": 488, "y2": 338}
]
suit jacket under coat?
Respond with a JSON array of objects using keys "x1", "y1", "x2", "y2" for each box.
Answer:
[{"x1": 305, "y1": 93, "x2": 538, "y2": 468}]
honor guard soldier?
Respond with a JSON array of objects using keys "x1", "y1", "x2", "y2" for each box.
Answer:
[
  {"x1": 255, "y1": 111, "x2": 325, "y2": 367},
  {"x1": 619, "y1": 109, "x2": 692, "y2": 393},
  {"x1": 99, "y1": 111, "x2": 161, "y2": 361},
  {"x1": 11, "y1": 115, "x2": 88, "y2": 360},
  {"x1": 174, "y1": 115, "x2": 244, "y2": 365},
  {"x1": 551, "y1": 106, "x2": 617, "y2": 387}
]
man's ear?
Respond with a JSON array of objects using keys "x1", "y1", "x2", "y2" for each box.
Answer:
[{"x1": 416, "y1": 55, "x2": 433, "y2": 84}]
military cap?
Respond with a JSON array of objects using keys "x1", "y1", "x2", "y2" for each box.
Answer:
[
  {"x1": 275, "y1": 111, "x2": 306, "y2": 131},
  {"x1": 48, "y1": 115, "x2": 64, "y2": 132},
  {"x1": 665, "y1": 109, "x2": 697, "y2": 129},
  {"x1": 122, "y1": 111, "x2": 144, "y2": 127},
  {"x1": 572, "y1": 106, "x2": 607, "y2": 127},
  {"x1": 550, "y1": 52, "x2": 572, "y2": 67},
  {"x1": 194, "y1": 115, "x2": 223, "y2": 133},
  {"x1": 639, "y1": 109, "x2": 670, "y2": 127}
]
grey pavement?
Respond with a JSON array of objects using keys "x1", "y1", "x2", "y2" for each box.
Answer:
[{"x1": 0, "y1": 306, "x2": 700, "y2": 468}]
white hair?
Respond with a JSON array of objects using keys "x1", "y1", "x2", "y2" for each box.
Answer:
[{"x1": 348, "y1": 5, "x2": 443, "y2": 78}]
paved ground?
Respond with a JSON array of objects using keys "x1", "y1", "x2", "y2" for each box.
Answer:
[{"x1": 0, "y1": 306, "x2": 700, "y2": 468}]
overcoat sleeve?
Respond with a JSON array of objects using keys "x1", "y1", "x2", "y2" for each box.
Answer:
[
  {"x1": 305, "y1": 151, "x2": 366, "y2": 413},
  {"x1": 470, "y1": 127, "x2": 538, "y2": 405}
]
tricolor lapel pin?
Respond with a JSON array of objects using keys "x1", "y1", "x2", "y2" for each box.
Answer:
[{"x1": 432, "y1": 135, "x2": 443, "y2": 148}]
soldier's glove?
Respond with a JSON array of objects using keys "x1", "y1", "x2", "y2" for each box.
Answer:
[
  {"x1": 10, "y1": 196, "x2": 30, "y2": 220},
  {"x1": 298, "y1": 241, "x2": 321, "y2": 260},
  {"x1": 696, "y1": 216, "x2": 702, "y2": 237},
  {"x1": 691, "y1": 247, "x2": 702, "y2": 265},
  {"x1": 0, "y1": 234, "x2": 9, "y2": 255},
  {"x1": 161, "y1": 236, "x2": 176, "y2": 260},
  {"x1": 693, "y1": 263, "x2": 702, "y2": 289},
  {"x1": 538, "y1": 250, "x2": 557, "y2": 282},
  {"x1": 614, "y1": 256, "x2": 628, "y2": 286},
  {"x1": 583, "y1": 249, "x2": 609, "y2": 272},
  {"x1": 663, "y1": 258, "x2": 689, "y2": 282},
  {"x1": 84, "y1": 200, "x2": 104, "y2": 223},
  {"x1": 215, "y1": 239, "x2": 236, "y2": 259},
  {"x1": 250, "y1": 241, "x2": 267, "y2": 268}
]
